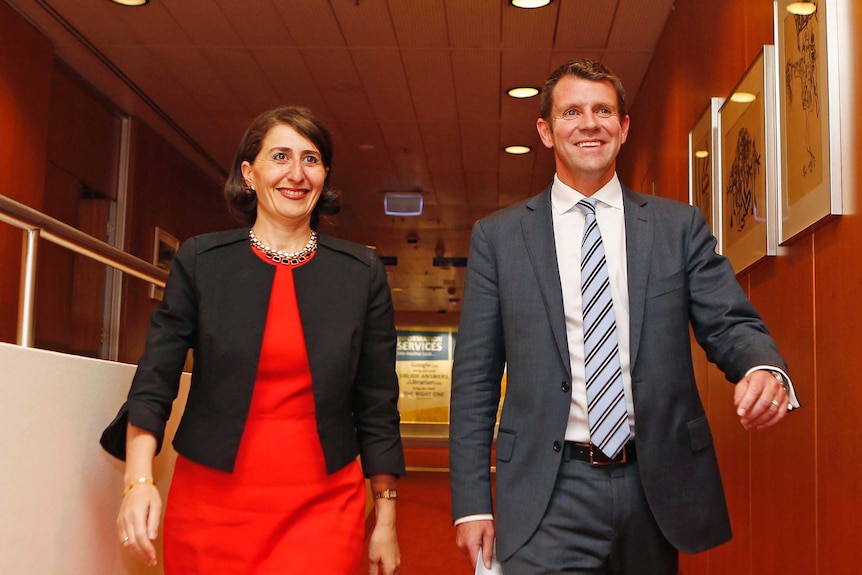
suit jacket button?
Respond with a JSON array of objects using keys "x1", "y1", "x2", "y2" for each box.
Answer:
[
  {"x1": 553, "y1": 441, "x2": 562, "y2": 452},
  {"x1": 561, "y1": 381, "x2": 570, "y2": 392}
]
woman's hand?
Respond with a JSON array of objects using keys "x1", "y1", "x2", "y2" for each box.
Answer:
[
  {"x1": 118, "y1": 481, "x2": 161, "y2": 567},
  {"x1": 367, "y1": 474, "x2": 399, "y2": 574},
  {"x1": 367, "y1": 520, "x2": 400, "y2": 575},
  {"x1": 119, "y1": 424, "x2": 161, "y2": 567}
]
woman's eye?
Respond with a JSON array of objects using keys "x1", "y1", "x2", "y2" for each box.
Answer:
[
  {"x1": 273, "y1": 152, "x2": 286, "y2": 161},
  {"x1": 303, "y1": 155, "x2": 321, "y2": 165}
]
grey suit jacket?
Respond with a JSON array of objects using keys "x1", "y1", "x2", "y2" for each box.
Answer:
[{"x1": 449, "y1": 184, "x2": 787, "y2": 558}]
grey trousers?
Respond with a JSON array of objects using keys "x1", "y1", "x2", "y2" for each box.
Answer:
[{"x1": 501, "y1": 456, "x2": 678, "y2": 575}]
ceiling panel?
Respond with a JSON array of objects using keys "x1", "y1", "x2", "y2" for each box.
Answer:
[
  {"x1": 275, "y1": 0, "x2": 344, "y2": 48},
  {"x1": 215, "y1": 0, "x2": 295, "y2": 47},
  {"x1": 160, "y1": 0, "x2": 243, "y2": 47},
  {"x1": 501, "y1": 1, "x2": 558, "y2": 50},
  {"x1": 351, "y1": 49, "x2": 416, "y2": 122},
  {"x1": 388, "y1": 0, "x2": 449, "y2": 48},
  {"x1": 555, "y1": 0, "x2": 617, "y2": 49},
  {"x1": 445, "y1": 0, "x2": 500, "y2": 49},
  {"x1": 401, "y1": 50, "x2": 457, "y2": 122},
  {"x1": 331, "y1": 0, "x2": 397, "y2": 47}
]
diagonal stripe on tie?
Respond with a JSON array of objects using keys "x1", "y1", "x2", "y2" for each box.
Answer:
[{"x1": 578, "y1": 198, "x2": 630, "y2": 459}]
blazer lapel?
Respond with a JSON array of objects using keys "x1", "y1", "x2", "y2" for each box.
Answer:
[
  {"x1": 623, "y1": 187, "x2": 652, "y2": 371},
  {"x1": 522, "y1": 187, "x2": 571, "y2": 377}
]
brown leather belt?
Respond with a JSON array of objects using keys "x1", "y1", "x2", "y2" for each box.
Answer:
[{"x1": 563, "y1": 440, "x2": 637, "y2": 466}]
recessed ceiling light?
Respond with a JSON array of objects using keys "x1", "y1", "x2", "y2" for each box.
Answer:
[
  {"x1": 786, "y1": 2, "x2": 817, "y2": 15},
  {"x1": 694, "y1": 150, "x2": 709, "y2": 159},
  {"x1": 109, "y1": 0, "x2": 149, "y2": 5},
  {"x1": 505, "y1": 145, "x2": 532, "y2": 155},
  {"x1": 507, "y1": 87, "x2": 539, "y2": 99},
  {"x1": 509, "y1": 0, "x2": 553, "y2": 8},
  {"x1": 730, "y1": 92, "x2": 756, "y2": 103}
]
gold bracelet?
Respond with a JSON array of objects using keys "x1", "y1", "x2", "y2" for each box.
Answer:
[{"x1": 123, "y1": 477, "x2": 155, "y2": 496}]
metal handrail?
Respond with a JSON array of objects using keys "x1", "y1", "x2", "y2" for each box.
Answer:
[{"x1": 0, "y1": 193, "x2": 167, "y2": 347}]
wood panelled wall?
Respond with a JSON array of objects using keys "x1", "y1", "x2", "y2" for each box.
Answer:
[
  {"x1": 616, "y1": 1, "x2": 860, "y2": 574},
  {"x1": 118, "y1": 120, "x2": 235, "y2": 364},
  {"x1": 0, "y1": 1, "x2": 53, "y2": 344}
]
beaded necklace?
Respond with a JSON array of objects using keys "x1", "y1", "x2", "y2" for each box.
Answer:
[{"x1": 248, "y1": 228, "x2": 318, "y2": 266}]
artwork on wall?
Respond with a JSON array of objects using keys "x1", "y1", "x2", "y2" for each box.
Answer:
[
  {"x1": 149, "y1": 227, "x2": 179, "y2": 301},
  {"x1": 774, "y1": 0, "x2": 842, "y2": 243},
  {"x1": 717, "y1": 46, "x2": 778, "y2": 273},
  {"x1": 688, "y1": 97, "x2": 724, "y2": 245}
]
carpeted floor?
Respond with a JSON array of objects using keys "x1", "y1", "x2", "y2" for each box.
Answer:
[{"x1": 360, "y1": 469, "x2": 472, "y2": 574}]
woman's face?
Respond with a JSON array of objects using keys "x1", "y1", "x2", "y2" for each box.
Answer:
[{"x1": 241, "y1": 123, "x2": 328, "y2": 228}]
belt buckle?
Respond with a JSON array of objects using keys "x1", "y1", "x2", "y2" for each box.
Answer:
[{"x1": 589, "y1": 443, "x2": 626, "y2": 466}]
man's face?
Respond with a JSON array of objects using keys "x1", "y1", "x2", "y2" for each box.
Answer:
[{"x1": 536, "y1": 75, "x2": 630, "y2": 195}]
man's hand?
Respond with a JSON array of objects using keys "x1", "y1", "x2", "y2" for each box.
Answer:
[
  {"x1": 734, "y1": 369, "x2": 789, "y2": 430},
  {"x1": 455, "y1": 519, "x2": 495, "y2": 570}
]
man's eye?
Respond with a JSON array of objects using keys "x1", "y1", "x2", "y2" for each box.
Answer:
[
  {"x1": 563, "y1": 109, "x2": 578, "y2": 117},
  {"x1": 597, "y1": 108, "x2": 612, "y2": 117}
]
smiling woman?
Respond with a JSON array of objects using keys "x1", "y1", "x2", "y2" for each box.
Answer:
[{"x1": 100, "y1": 106, "x2": 405, "y2": 574}]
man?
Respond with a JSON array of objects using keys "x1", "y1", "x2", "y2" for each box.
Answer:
[{"x1": 449, "y1": 58, "x2": 799, "y2": 575}]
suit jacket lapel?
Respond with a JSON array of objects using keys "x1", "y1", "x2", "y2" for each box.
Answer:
[
  {"x1": 623, "y1": 187, "x2": 652, "y2": 371},
  {"x1": 522, "y1": 187, "x2": 571, "y2": 377}
]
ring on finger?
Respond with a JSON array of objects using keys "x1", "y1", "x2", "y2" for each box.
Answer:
[
  {"x1": 771, "y1": 399, "x2": 780, "y2": 407},
  {"x1": 121, "y1": 536, "x2": 130, "y2": 545}
]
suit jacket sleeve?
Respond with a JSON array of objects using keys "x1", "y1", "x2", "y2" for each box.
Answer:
[
  {"x1": 684, "y1": 208, "x2": 787, "y2": 380},
  {"x1": 449, "y1": 219, "x2": 506, "y2": 519}
]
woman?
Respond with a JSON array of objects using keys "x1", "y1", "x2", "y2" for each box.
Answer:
[{"x1": 100, "y1": 106, "x2": 404, "y2": 574}]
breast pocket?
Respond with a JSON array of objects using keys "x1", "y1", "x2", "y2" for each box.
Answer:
[{"x1": 646, "y1": 269, "x2": 685, "y2": 299}]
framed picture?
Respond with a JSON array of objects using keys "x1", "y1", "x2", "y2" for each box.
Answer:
[
  {"x1": 717, "y1": 45, "x2": 778, "y2": 273},
  {"x1": 688, "y1": 97, "x2": 724, "y2": 244},
  {"x1": 774, "y1": 0, "x2": 842, "y2": 243},
  {"x1": 149, "y1": 227, "x2": 179, "y2": 300}
]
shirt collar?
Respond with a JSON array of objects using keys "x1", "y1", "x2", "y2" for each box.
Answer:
[{"x1": 551, "y1": 174, "x2": 623, "y2": 215}]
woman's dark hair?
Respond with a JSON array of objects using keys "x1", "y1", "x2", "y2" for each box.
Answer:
[
  {"x1": 224, "y1": 106, "x2": 341, "y2": 228},
  {"x1": 539, "y1": 58, "x2": 628, "y2": 123}
]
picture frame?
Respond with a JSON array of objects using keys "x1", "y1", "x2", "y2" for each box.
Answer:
[
  {"x1": 717, "y1": 45, "x2": 778, "y2": 273},
  {"x1": 774, "y1": 0, "x2": 842, "y2": 243},
  {"x1": 688, "y1": 97, "x2": 724, "y2": 244},
  {"x1": 149, "y1": 227, "x2": 179, "y2": 301}
]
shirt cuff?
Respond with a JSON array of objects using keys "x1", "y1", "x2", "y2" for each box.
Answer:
[
  {"x1": 746, "y1": 365, "x2": 801, "y2": 410},
  {"x1": 454, "y1": 514, "x2": 494, "y2": 526}
]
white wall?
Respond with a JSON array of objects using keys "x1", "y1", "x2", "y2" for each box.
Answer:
[{"x1": 0, "y1": 342, "x2": 189, "y2": 574}]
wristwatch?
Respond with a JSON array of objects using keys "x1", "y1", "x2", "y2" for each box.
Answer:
[
  {"x1": 768, "y1": 370, "x2": 794, "y2": 410},
  {"x1": 373, "y1": 488, "x2": 397, "y2": 500}
]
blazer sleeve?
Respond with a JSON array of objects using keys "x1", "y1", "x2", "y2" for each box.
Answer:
[
  {"x1": 449, "y1": 219, "x2": 506, "y2": 520},
  {"x1": 351, "y1": 254, "x2": 406, "y2": 477},
  {"x1": 99, "y1": 238, "x2": 199, "y2": 460},
  {"x1": 685, "y1": 207, "x2": 787, "y2": 381}
]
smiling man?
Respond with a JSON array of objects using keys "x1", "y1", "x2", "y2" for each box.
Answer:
[{"x1": 449, "y1": 58, "x2": 799, "y2": 575}]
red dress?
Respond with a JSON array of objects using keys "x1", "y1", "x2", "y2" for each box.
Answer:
[{"x1": 163, "y1": 250, "x2": 366, "y2": 574}]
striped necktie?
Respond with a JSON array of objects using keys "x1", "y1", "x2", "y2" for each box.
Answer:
[{"x1": 578, "y1": 198, "x2": 629, "y2": 459}]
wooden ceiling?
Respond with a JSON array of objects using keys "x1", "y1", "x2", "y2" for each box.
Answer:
[{"x1": 6, "y1": 0, "x2": 674, "y2": 314}]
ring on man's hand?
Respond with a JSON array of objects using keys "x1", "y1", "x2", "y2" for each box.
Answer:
[
  {"x1": 121, "y1": 536, "x2": 130, "y2": 545},
  {"x1": 771, "y1": 399, "x2": 780, "y2": 407}
]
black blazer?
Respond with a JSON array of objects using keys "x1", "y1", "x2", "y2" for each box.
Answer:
[{"x1": 101, "y1": 228, "x2": 405, "y2": 477}]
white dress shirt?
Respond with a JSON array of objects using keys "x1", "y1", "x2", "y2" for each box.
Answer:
[{"x1": 551, "y1": 174, "x2": 636, "y2": 442}]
